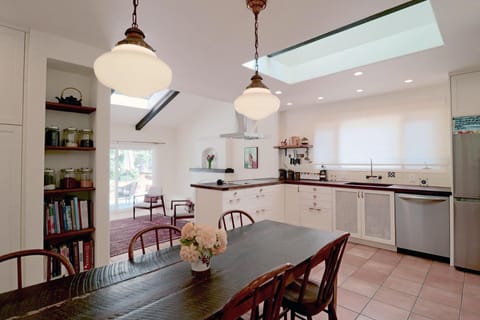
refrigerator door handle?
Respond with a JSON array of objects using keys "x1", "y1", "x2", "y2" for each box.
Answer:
[{"x1": 398, "y1": 194, "x2": 448, "y2": 202}]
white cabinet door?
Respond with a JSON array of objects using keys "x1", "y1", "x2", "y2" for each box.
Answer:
[
  {"x1": 362, "y1": 190, "x2": 395, "y2": 245},
  {"x1": 451, "y1": 71, "x2": 480, "y2": 117},
  {"x1": 0, "y1": 125, "x2": 22, "y2": 292},
  {"x1": 299, "y1": 186, "x2": 333, "y2": 231},
  {"x1": 284, "y1": 184, "x2": 300, "y2": 225},
  {"x1": 334, "y1": 188, "x2": 361, "y2": 238},
  {"x1": 0, "y1": 26, "x2": 24, "y2": 125}
]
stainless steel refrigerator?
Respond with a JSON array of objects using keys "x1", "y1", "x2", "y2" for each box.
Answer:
[{"x1": 453, "y1": 117, "x2": 480, "y2": 272}]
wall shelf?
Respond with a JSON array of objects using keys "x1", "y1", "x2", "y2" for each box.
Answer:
[
  {"x1": 274, "y1": 145, "x2": 313, "y2": 156},
  {"x1": 44, "y1": 187, "x2": 96, "y2": 195},
  {"x1": 44, "y1": 228, "x2": 95, "y2": 242},
  {"x1": 189, "y1": 168, "x2": 234, "y2": 173},
  {"x1": 45, "y1": 146, "x2": 96, "y2": 151},
  {"x1": 46, "y1": 101, "x2": 96, "y2": 114}
]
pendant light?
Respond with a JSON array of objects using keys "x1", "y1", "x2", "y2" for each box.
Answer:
[
  {"x1": 94, "y1": 0, "x2": 172, "y2": 98},
  {"x1": 234, "y1": 0, "x2": 280, "y2": 121}
]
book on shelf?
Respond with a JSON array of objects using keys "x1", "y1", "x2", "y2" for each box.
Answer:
[
  {"x1": 79, "y1": 199, "x2": 89, "y2": 229},
  {"x1": 44, "y1": 197, "x2": 91, "y2": 235},
  {"x1": 48, "y1": 239, "x2": 94, "y2": 277}
]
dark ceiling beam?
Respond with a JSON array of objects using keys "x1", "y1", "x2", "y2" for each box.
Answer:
[{"x1": 135, "y1": 90, "x2": 180, "y2": 130}]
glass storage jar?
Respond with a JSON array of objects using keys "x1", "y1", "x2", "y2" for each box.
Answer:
[
  {"x1": 63, "y1": 127, "x2": 78, "y2": 147},
  {"x1": 77, "y1": 168, "x2": 93, "y2": 188},
  {"x1": 78, "y1": 129, "x2": 94, "y2": 147},
  {"x1": 45, "y1": 126, "x2": 60, "y2": 147},
  {"x1": 60, "y1": 168, "x2": 77, "y2": 189},
  {"x1": 44, "y1": 168, "x2": 56, "y2": 190}
]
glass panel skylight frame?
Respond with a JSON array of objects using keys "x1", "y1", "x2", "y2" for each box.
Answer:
[{"x1": 242, "y1": 0, "x2": 443, "y2": 84}]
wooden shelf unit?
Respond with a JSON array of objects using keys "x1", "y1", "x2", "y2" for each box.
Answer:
[
  {"x1": 45, "y1": 146, "x2": 96, "y2": 151},
  {"x1": 44, "y1": 97, "x2": 97, "y2": 272},
  {"x1": 274, "y1": 145, "x2": 313, "y2": 156},
  {"x1": 45, "y1": 101, "x2": 96, "y2": 114},
  {"x1": 44, "y1": 228, "x2": 95, "y2": 242}
]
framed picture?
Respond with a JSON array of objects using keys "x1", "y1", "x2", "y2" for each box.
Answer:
[{"x1": 244, "y1": 147, "x2": 258, "y2": 169}]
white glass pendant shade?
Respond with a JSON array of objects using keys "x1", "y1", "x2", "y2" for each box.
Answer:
[
  {"x1": 234, "y1": 87, "x2": 280, "y2": 121},
  {"x1": 94, "y1": 44, "x2": 172, "y2": 98}
]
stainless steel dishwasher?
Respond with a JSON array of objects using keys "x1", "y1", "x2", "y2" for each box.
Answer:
[{"x1": 395, "y1": 193, "x2": 450, "y2": 259}]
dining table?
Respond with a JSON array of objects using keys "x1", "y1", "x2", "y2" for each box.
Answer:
[{"x1": 0, "y1": 220, "x2": 343, "y2": 320}]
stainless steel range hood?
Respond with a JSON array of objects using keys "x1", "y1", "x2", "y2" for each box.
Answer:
[{"x1": 220, "y1": 112, "x2": 264, "y2": 140}]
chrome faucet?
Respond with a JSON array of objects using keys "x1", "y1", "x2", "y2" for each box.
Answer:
[{"x1": 366, "y1": 159, "x2": 382, "y2": 180}]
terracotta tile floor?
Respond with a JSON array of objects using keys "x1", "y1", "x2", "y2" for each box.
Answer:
[{"x1": 309, "y1": 242, "x2": 480, "y2": 320}]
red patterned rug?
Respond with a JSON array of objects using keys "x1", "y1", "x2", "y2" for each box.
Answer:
[{"x1": 110, "y1": 214, "x2": 188, "y2": 257}]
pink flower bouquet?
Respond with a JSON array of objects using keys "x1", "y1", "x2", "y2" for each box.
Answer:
[{"x1": 179, "y1": 222, "x2": 227, "y2": 267}]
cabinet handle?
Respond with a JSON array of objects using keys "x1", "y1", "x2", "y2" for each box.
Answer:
[
  {"x1": 313, "y1": 195, "x2": 317, "y2": 199},
  {"x1": 313, "y1": 202, "x2": 317, "y2": 206},
  {"x1": 229, "y1": 200, "x2": 233, "y2": 204},
  {"x1": 259, "y1": 188, "x2": 263, "y2": 192},
  {"x1": 233, "y1": 192, "x2": 237, "y2": 196},
  {"x1": 309, "y1": 208, "x2": 322, "y2": 212}
]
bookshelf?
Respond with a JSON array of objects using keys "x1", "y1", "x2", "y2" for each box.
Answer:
[{"x1": 44, "y1": 97, "x2": 97, "y2": 275}]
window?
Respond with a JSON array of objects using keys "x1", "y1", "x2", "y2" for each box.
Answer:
[
  {"x1": 312, "y1": 93, "x2": 450, "y2": 170},
  {"x1": 110, "y1": 147, "x2": 154, "y2": 212}
]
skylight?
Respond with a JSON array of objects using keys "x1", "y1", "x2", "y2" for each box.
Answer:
[
  {"x1": 111, "y1": 89, "x2": 170, "y2": 109},
  {"x1": 242, "y1": 0, "x2": 443, "y2": 84}
]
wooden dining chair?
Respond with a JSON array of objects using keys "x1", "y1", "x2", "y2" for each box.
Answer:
[
  {"x1": 170, "y1": 199, "x2": 195, "y2": 227},
  {"x1": 220, "y1": 263, "x2": 293, "y2": 320},
  {"x1": 218, "y1": 209, "x2": 255, "y2": 230},
  {"x1": 281, "y1": 233, "x2": 350, "y2": 320},
  {"x1": 128, "y1": 224, "x2": 181, "y2": 261},
  {"x1": 0, "y1": 249, "x2": 75, "y2": 289}
]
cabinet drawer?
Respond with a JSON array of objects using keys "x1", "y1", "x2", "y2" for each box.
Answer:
[
  {"x1": 299, "y1": 193, "x2": 332, "y2": 206},
  {"x1": 298, "y1": 186, "x2": 332, "y2": 195},
  {"x1": 299, "y1": 207, "x2": 332, "y2": 231}
]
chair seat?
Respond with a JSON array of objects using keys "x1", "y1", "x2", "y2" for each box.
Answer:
[
  {"x1": 134, "y1": 202, "x2": 165, "y2": 209},
  {"x1": 282, "y1": 279, "x2": 330, "y2": 316}
]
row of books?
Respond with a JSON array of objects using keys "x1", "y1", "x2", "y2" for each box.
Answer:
[
  {"x1": 49, "y1": 239, "x2": 94, "y2": 277},
  {"x1": 44, "y1": 197, "x2": 91, "y2": 235}
]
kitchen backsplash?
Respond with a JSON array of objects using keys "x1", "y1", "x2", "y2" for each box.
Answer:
[{"x1": 296, "y1": 168, "x2": 451, "y2": 187}]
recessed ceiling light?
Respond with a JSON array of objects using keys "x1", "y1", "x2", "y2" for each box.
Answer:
[
  {"x1": 356, "y1": 89, "x2": 364, "y2": 93},
  {"x1": 287, "y1": 102, "x2": 293, "y2": 106},
  {"x1": 354, "y1": 71, "x2": 363, "y2": 76},
  {"x1": 404, "y1": 79, "x2": 413, "y2": 83},
  {"x1": 317, "y1": 96, "x2": 324, "y2": 100},
  {"x1": 275, "y1": 90, "x2": 282, "y2": 95}
]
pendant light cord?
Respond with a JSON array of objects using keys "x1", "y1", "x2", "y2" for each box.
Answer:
[
  {"x1": 254, "y1": 12, "x2": 259, "y2": 76},
  {"x1": 132, "y1": 0, "x2": 139, "y2": 28}
]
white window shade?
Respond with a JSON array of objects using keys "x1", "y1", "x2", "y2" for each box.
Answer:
[{"x1": 310, "y1": 88, "x2": 450, "y2": 170}]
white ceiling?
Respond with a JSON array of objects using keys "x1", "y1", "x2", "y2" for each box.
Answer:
[{"x1": 2, "y1": 0, "x2": 480, "y2": 127}]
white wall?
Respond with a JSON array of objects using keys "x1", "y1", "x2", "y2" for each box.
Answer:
[{"x1": 279, "y1": 84, "x2": 452, "y2": 187}]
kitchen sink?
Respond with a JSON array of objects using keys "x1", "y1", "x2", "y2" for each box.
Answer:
[{"x1": 345, "y1": 182, "x2": 393, "y2": 187}]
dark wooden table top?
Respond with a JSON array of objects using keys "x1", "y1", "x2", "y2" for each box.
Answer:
[{"x1": 0, "y1": 220, "x2": 343, "y2": 320}]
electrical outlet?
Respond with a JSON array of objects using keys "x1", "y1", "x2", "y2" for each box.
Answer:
[{"x1": 387, "y1": 171, "x2": 396, "y2": 178}]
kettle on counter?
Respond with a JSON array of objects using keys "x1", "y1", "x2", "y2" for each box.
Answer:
[{"x1": 319, "y1": 165, "x2": 327, "y2": 181}]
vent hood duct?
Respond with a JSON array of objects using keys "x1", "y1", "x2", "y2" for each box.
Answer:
[{"x1": 220, "y1": 112, "x2": 264, "y2": 139}]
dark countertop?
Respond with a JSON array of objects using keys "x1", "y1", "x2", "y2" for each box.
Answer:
[{"x1": 190, "y1": 178, "x2": 452, "y2": 196}]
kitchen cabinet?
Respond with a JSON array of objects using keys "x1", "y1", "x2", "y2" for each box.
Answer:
[
  {"x1": 284, "y1": 184, "x2": 300, "y2": 225},
  {"x1": 0, "y1": 124, "x2": 22, "y2": 293},
  {"x1": 334, "y1": 188, "x2": 395, "y2": 245},
  {"x1": 0, "y1": 25, "x2": 24, "y2": 125},
  {"x1": 194, "y1": 184, "x2": 283, "y2": 227},
  {"x1": 298, "y1": 185, "x2": 333, "y2": 231},
  {"x1": 283, "y1": 184, "x2": 333, "y2": 231},
  {"x1": 450, "y1": 71, "x2": 480, "y2": 117},
  {"x1": 246, "y1": 185, "x2": 283, "y2": 222}
]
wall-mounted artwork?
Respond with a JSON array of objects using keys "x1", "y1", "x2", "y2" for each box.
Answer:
[{"x1": 244, "y1": 147, "x2": 258, "y2": 169}]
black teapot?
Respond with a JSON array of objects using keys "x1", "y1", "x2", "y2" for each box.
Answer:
[{"x1": 56, "y1": 87, "x2": 82, "y2": 106}]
